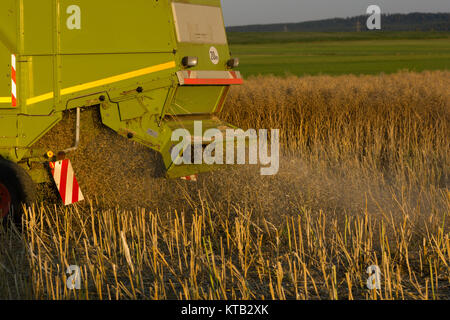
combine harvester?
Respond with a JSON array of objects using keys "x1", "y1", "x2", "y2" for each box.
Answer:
[{"x1": 0, "y1": 0, "x2": 243, "y2": 220}]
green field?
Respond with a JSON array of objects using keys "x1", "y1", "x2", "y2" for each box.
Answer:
[{"x1": 228, "y1": 32, "x2": 450, "y2": 77}]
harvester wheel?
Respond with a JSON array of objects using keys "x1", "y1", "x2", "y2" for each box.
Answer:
[{"x1": 0, "y1": 158, "x2": 36, "y2": 224}]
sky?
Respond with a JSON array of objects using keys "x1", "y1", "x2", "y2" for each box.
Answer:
[{"x1": 221, "y1": 0, "x2": 450, "y2": 26}]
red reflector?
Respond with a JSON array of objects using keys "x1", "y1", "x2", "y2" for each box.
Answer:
[
  {"x1": 177, "y1": 71, "x2": 243, "y2": 86},
  {"x1": 181, "y1": 175, "x2": 198, "y2": 182}
]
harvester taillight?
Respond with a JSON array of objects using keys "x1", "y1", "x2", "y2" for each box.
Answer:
[
  {"x1": 227, "y1": 58, "x2": 240, "y2": 69},
  {"x1": 182, "y1": 56, "x2": 198, "y2": 68}
]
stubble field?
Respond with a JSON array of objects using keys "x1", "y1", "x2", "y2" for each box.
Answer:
[{"x1": 0, "y1": 70, "x2": 448, "y2": 300}]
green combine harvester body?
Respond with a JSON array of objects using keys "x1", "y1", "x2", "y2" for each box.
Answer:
[{"x1": 0, "y1": 0, "x2": 242, "y2": 192}]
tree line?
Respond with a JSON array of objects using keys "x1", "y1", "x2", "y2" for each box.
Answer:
[{"x1": 226, "y1": 13, "x2": 450, "y2": 32}]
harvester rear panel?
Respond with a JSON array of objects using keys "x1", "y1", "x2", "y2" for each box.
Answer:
[{"x1": 0, "y1": 0, "x2": 242, "y2": 187}]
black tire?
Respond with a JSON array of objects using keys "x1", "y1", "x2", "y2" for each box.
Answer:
[{"x1": 0, "y1": 158, "x2": 36, "y2": 224}]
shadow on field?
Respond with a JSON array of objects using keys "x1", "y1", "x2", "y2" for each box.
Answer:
[{"x1": 0, "y1": 221, "x2": 33, "y2": 299}]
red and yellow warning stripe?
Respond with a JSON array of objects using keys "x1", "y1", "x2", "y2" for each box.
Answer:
[
  {"x1": 11, "y1": 54, "x2": 17, "y2": 107},
  {"x1": 0, "y1": 55, "x2": 16, "y2": 106},
  {"x1": 50, "y1": 159, "x2": 84, "y2": 206}
]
